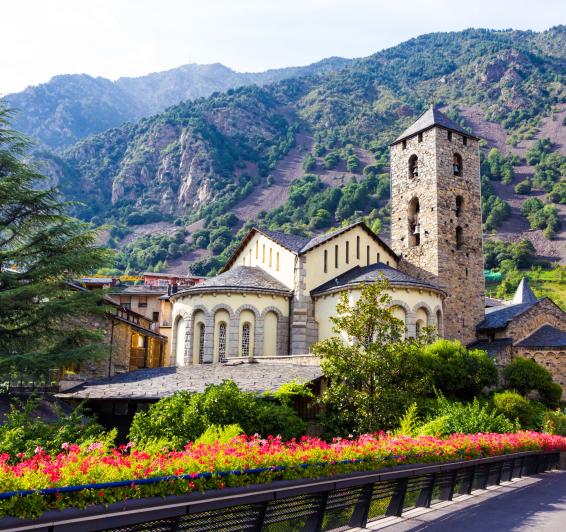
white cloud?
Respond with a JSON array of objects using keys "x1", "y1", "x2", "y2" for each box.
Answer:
[{"x1": 1, "y1": 0, "x2": 564, "y2": 95}]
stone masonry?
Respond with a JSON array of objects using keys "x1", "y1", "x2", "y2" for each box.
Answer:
[{"x1": 390, "y1": 124, "x2": 484, "y2": 344}]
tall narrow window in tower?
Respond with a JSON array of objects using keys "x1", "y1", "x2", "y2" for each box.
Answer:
[
  {"x1": 356, "y1": 235, "x2": 360, "y2": 259},
  {"x1": 366, "y1": 245, "x2": 370, "y2": 266},
  {"x1": 198, "y1": 323, "x2": 205, "y2": 364},
  {"x1": 418, "y1": 132, "x2": 423, "y2": 143},
  {"x1": 324, "y1": 249, "x2": 328, "y2": 273},
  {"x1": 456, "y1": 226, "x2": 463, "y2": 249},
  {"x1": 408, "y1": 197, "x2": 420, "y2": 246},
  {"x1": 402, "y1": 140, "x2": 407, "y2": 150},
  {"x1": 334, "y1": 245, "x2": 339, "y2": 268},
  {"x1": 453, "y1": 153, "x2": 462, "y2": 176},
  {"x1": 409, "y1": 154, "x2": 418, "y2": 178},
  {"x1": 345, "y1": 241, "x2": 349, "y2": 264},
  {"x1": 447, "y1": 131, "x2": 452, "y2": 141},
  {"x1": 463, "y1": 136, "x2": 468, "y2": 146},
  {"x1": 255, "y1": 240, "x2": 258, "y2": 259},
  {"x1": 262, "y1": 244, "x2": 265, "y2": 263},
  {"x1": 269, "y1": 248, "x2": 272, "y2": 267},
  {"x1": 276, "y1": 252, "x2": 280, "y2": 271},
  {"x1": 455, "y1": 195, "x2": 463, "y2": 217},
  {"x1": 218, "y1": 322, "x2": 227, "y2": 362},
  {"x1": 241, "y1": 323, "x2": 250, "y2": 357}
]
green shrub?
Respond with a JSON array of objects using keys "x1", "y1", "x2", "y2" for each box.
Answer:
[
  {"x1": 492, "y1": 391, "x2": 544, "y2": 429},
  {"x1": 194, "y1": 424, "x2": 243, "y2": 445},
  {"x1": 514, "y1": 180, "x2": 532, "y2": 195},
  {"x1": 129, "y1": 381, "x2": 306, "y2": 447},
  {"x1": 542, "y1": 410, "x2": 566, "y2": 435},
  {"x1": 504, "y1": 358, "x2": 563, "y2": 407},
  {"x1": 418, "y1": 395, "x2": 517, "y2": 437},
  {"x1": 0, "y1": 397, "x2": 109, "y2": 459}
]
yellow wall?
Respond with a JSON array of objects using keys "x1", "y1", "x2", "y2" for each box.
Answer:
[
  {"x1": 304, "y1": 225, "x2": 397, "y2": 292},
  {"x1": 231, "y1": 233, "x2": 296, "y2": 289},
  {"x1": 314, "y1": 286, "x2": 443, "y2": 342},
  {"x1": 264, "y1": 311, "x2": 278, "y2": 356},
  {"x1": 174, "y1": 318, "x2": 186, "y2": 366}
]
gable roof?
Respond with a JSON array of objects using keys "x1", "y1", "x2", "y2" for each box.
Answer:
[
  {"x1": 172, "y1": 266, "x2": 292, "y2": 299},
  {"x1": 516, "y1": 325, "x2": 566, "y2": 348},
  {"x1": 221, "y1": 222, "x2": 397, "y2": 272},
  {"x1": 476, "y1": 302, "x2": 536, "y2": 331},
  {"x1": 511, "y1": 277, "x2": 538, "y2": 305},
  {"x1": 311, "y1": 262, "x2": 444, "y2": 297},
  {"x1": 391, "y1": 104, "x2": 479, "y2": 146}
]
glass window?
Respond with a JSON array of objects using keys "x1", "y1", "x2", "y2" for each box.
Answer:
[
  {"x1": 218, "y1": 322, "x2": 227, "y2": 362},
  {"x1": 241, "y1": 323, "x2": 250, "y2": 357}
]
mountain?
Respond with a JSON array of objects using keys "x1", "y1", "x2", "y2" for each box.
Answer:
[
  {"x1": 27, "y1": 26, "x2": 566, "y2": 276},
  {"x1": 2, "y1": 58, "x2": 350, "y2": 150}
]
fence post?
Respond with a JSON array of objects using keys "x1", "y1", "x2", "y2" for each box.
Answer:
[
  {"x1": 252, "y1": 501, "x2": 269, "y2": 532},
  {"x1": 459, "y1": 466, "x2": 474, "y2": 495},
  {"x1": 385, "y1": 478, "x2": 408, "y2": 517},
  {"x1": 348, "y1": 483, "x2": 374, "y2": 528},
  {"x1": 303, "y1": 491, "x2": 329, "y2": 532},
  {"x1": 494, "y1": 460, "x2": 504, "y2": 486},
  {"x1": 416, "y1": 474, "x2": 435, "y2": 508},
  {"x1": 438, "y1": 471, "x2": 457, "y2": 501}
]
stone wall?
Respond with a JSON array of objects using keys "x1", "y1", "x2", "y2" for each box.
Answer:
[
  {"x1": 506, "y1": 298, "x2": 566, "y2": 341},
  {"x1": 514, "y1": 348, "x2": 566, "y2": 399},
  {"x1": 390, "y1": 126, "x2": 484, "y2": 344}
]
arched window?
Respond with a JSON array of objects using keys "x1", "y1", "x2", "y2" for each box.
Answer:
[
  {"x1": 241, "y1": 322, "x2": 251, "y2": 357},
  {"x1": 415, "y1": 321, "x2": 422, "y2": 338},
  {"x1": 456, "y1": 226, "x2": 463, "y2": 249},
  {"x1": 409, "y1": 154, "x2": 419, "y2": 178},
  {"x1": 408, "y1": 197, "x2": 420, "y2": 247},
  {"x1": 198, "y1": 323, "x2": 205, "y2": 364},
  {"x1": 218, "y1": 322, "x2": 227, "y2": 362},
  {"x1": 455, "y1": 195, "x2": 463, "y2": 217},
  {"x1": 436, "y1": 310, "x2": 443, "y2": 336},
  {"x1": 453, "y1": 153, "x2": 462, "y2": 176}
]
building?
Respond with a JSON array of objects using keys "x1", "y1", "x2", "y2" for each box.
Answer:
[{"x1": 472, "y1": 277, "x2": 566, "y2": 393}]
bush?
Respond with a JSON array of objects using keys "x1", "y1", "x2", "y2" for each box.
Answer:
[
  {"x1": 542, "y1": 410, "x2": 566, "y2": 436},
  {"x1": 129, "y1": 381, "x2": 306, "y2": 447},
  {"x1": 504, "y1": 358, "x2": 563, "y2": 407},
  {"x1": 492, "y1": 391, "x2": 544, "y2": 429},
  {"x1": 418, "y1": 395, "x2": 517, "y2": 437},
  {"x1": 303, "y1": 154, "x2": 316, "y2": 172},
  {"x1": 0, "y1": 397, "x2": 109, "y2": 459},
  {"x1": 514, "y1": 180, "x2": 532, "y2": 195}
]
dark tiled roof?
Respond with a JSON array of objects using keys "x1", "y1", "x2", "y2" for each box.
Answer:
[
  {"x1": 516, "y1": 325, "x2": 566, "y2": 348},
  {"x1": 476, "y1": 302, "x2": 537, "y2": 331},
  {"x1": 57, "y1": 362, "x2": 323, "y2": 400},
  {"x1": 174, "y1": 266, "x2": 291, "y2": 296},
  {"x1": 511, "y1": 277, "x2": 538, "y2": 305},
  {"x1": 311, "y1": 262, "x2": 442, "y2": 296},
  {"x1": 467, "y1": 338, "x2": 513, "y2": 358},
  {"x1": 392, "y1": 105, "x2": 478, "y2": 145},
  {"x1": 109, "y1": 285, "x2": 168, "y2": 295},
  {"x1": 259, "y1": 229, "x2": 310, "y2": 254}
]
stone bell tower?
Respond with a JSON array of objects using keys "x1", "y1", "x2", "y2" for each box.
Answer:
[{"x1": 389, "y1": 105, "x2": 485, "y2": 344}]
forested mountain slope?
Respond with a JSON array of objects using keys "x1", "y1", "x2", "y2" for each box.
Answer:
[
  {"x1": 2, "y1": 58, "x2": 349, "y2": 150},
  {"x1": 34, "y1": 27, "x2": 566, "y2": 276}
]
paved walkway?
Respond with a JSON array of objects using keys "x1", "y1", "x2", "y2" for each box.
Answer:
[{"x1": 358, "y1": 470, "x2": 566, "y2": 532}]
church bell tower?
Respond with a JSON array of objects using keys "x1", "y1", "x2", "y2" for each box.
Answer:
[{"x1": 389, "y1": 105, "x2": 484, "y2": 344}]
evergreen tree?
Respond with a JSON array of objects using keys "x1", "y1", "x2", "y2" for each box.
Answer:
[{"x1": 0, "y1": 106, "x2": 112, "y2": 377}]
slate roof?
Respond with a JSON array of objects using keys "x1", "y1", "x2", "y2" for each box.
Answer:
[
  {"x1": 516, "y1": 325, "x2": 566, "y2": 348},
  {"x1": 260, "y1": 229, "x2": 310, "y2": 254},
  {"x1": 476, "y1": 302, "x2": 536, "y2": 331},
  {"x1": 173, "y1": 266, "x2": 292, "y2": 297},
  {"x1": 57, "y1": 362, "x2": 323, "y2": 400},
  {"x1": 392, "y1": 105, "x2": 478, "y2": 145},
  {"x1": 311, "y1": 262, "x2": 442, "y2": 296},
  {"x1": 467, "y1": 338, "x2": 513, "y2": 358},
  {"x1": 109, "y1": 285, "x2": 168, "y2": 296},
  {"x1": 511, "y1": 277, "x2": 538, "y2": 305}
]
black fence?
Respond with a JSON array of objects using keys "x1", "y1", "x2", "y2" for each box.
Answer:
[{"x1": 0, "y1": 450, "x2": 559, "y2": 532}]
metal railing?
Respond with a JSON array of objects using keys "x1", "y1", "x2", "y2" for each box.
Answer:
[{"x1": 0, "y1": 451, "x2": 559, "y2": 532}]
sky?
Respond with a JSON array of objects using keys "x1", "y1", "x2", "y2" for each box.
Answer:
[{"x1": 1, "y1": 0, "x2": 565, "y2": 95}]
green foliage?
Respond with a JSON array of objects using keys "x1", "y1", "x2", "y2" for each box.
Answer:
[
  {"x1": 194, "y1": 424, "x2": 243, "y2": 445},
  {"x1": 532, "y1": 152, "x2": 566, "y2": 192},
  {"x1": 395, "y1": 403, "x2": 420, "y2": 436},
  {"x1": 0, "y1": 397, "x2": 109, "y2": 459},
  {"x1": 526, "y1": 138, "x2": 553, "y2": 165},
  {"x1": 346, "y1": 153, "x2": 360, "y2": 172},
  {"x1": 504, "y1": 358, "x2": 563, "y2": 407},
  {"x1": 303, "y1": 153, "x2": 316, "y2": 172},
  {"x1": 129, "y1": 381, "x2": 306, "y2": 447},
  {"x1": 0, "y1": 106, "x2": 112, "y2": 373},
  {"x1": 483, "y1": 239, "x2": 536, "y2": 270},
  {"x1": 272, "y1": 381, "x2": 315, "y2": 407},
  {"x1": 323, "y1": 151, "x2": 341, "y2": 169},
  {"x1": 492, "y1": 391, "x2": 545, "y2": 429},
  {"x1": 514, "y1": 179, "x2": 532, "y2": 195},
  {"x1": 482, "y1": 148, "x2": 516, "y2": 185},
  {"x1": 481, "y1": 176, "x2": 511, "y2": 232},
  {"x1": 542, "y1": 410, "x2": 566, "y2": 436},
  {"x1": 418, "y1": 394, "x2": 517, "y2": 437},
  {"x1": 548, "y1": 180, "x2": 566, "y2": 204},
  {"x1": 521, "y1": 197, "x2": 561, "y2": 238},
  {"x1": 419, "y1": 340, "x2": 498, "y2": 400}
]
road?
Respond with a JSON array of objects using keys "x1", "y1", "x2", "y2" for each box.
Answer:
[{"x1": 364, "y1": 471, "x2": 566, "y2": 532}]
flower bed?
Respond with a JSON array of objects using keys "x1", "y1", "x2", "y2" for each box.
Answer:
[{"x1": 1, "y1": 431, "x2": 565, "y2": 520}]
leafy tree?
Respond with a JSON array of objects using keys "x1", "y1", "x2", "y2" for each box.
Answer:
[
  {"x1": 312, "y1": 279, "x2": 418, "y2": 435},
  {"x1": 323, "y1": 151, "x2": 341, "y2": 169},
  {"x1": 303, "y1": 153, "x2": 316, "y2": 172},
  {"x1": 504, "y1": 357, "x2": 563, "y2": 407},
  {"x1": 526, "y1": 138, "x2": 553, "y2": 165},
  {"x1": 492, "y1": 391, "x2": 545, "y2": 429},
  {"x1": 0, "y1": 106, "x2": 111, "y2": 374},
  {"x1": 514, "y1": 179, "x2": 531, "y2": 195},
  {"x1": 548, "y1": 181, "x2": 566, "y2": 204}
]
